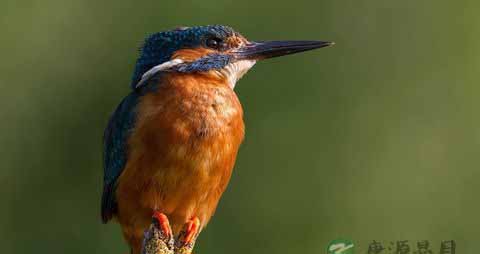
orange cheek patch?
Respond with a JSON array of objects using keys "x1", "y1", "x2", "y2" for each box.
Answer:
[
  {"x1": 172, "y1": 47, "x2": 217, "y2": 62},
  {"x1": 225, "y1": 35, "x2": 248, "y2": 49}
]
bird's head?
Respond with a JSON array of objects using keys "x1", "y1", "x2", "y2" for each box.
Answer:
[{"x1": 132, "y1": 25, "x2": 333, "y2": 89}]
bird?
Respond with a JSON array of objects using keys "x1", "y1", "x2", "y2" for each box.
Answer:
[{"x1": 101, "y1": 25, "x2": 333, "y2": 254}]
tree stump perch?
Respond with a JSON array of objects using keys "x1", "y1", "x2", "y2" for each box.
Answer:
[{"x1": 142, "y1": 217, "x2": 198, "y2": 254}]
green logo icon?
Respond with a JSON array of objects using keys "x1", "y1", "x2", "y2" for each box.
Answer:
[{"x1": 327, "y1": 239, "x2": 354, "y2": 254}]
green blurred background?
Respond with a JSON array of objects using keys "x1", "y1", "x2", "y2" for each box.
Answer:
[{"x1": 1, "y1": 0, "x2": 478, "y2": 253}]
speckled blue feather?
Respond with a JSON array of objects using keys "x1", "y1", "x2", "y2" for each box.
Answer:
[
  {"x1": 131, "y1": 25, "x2": 236, "y2": 89},
  {"x1": 174, "y1": 54, "x2": 232, "y2": 73}
]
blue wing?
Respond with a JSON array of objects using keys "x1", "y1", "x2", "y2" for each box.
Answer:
[{"x1": 101, "y1": 92, "x2": 140, "y2": 223}]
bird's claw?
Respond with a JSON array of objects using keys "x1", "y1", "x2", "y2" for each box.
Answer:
[
  {"x1": 141, "y1": 212, "x2": 174, "y2": 254},
  {"x1": 152, "y1": 212, "x2": 173, "y2": 240},
  {"x1": 174, "y1": 217, "x2": 200, "y2": 254}
]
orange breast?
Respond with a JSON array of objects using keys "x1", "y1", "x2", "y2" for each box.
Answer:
[{"x1": 115, "y1": 73, "x2": 244, "y2": 248}]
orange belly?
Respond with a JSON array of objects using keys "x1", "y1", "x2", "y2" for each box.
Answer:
[{"x1": 115, "y1": 73, "x2": 244, "y2": 253}]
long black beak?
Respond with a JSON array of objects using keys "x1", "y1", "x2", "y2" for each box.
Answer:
[{"x1": 234, "y1": 40, "x2": 334, "y2": 60}]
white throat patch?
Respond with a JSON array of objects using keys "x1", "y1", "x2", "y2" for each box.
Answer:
[{"x1": 219, "y1": 60, "x2": 256, "y2": 89}]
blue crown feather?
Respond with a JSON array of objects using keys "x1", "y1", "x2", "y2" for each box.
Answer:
[{"x1": 131, "y1": 25, "x2": 237, "y2": 89}]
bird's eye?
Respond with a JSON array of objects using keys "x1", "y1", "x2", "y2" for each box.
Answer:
[{"x1": 206, "y1": 38, "x2": 223, "y2": 49}]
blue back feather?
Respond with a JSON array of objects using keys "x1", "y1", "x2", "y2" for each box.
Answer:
[{"x1": 101, "y1": 92, "x2": 140, "y2": 222}]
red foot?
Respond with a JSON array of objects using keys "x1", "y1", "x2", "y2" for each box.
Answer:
[
  {"x1": 184, "y1": 217, "x2": 200, "y2": 244},
  {"x1": 152, "y1": 211, "x2": 172, "y2": 238}
]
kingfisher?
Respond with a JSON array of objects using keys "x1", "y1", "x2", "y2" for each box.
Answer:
[{"x1": 102, "y1": 25, "x2": 333, "y2": 254}]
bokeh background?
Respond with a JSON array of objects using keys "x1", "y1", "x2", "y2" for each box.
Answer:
[{"x1": 1, "y1": 0, "x2": 479, "y2": 253}]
